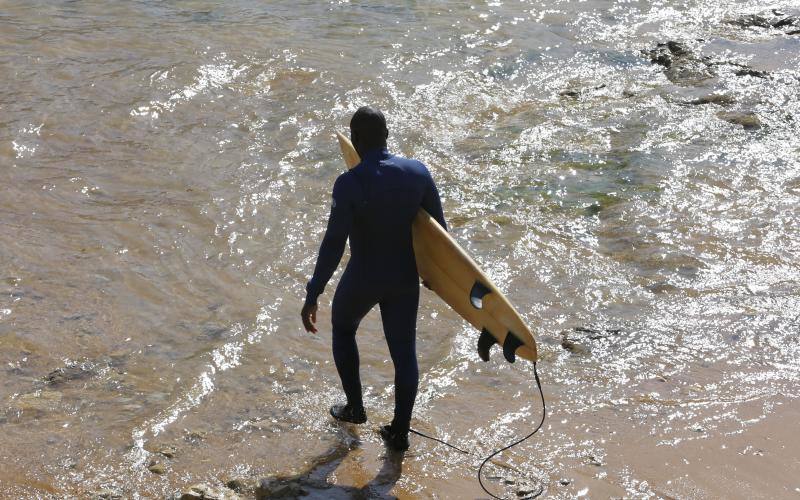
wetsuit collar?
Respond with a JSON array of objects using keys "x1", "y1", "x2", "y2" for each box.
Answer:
[{"x1": 358, "y1": 147, "x2": 390, "y2": 166}]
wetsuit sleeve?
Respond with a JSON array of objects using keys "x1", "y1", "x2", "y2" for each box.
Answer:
[
  {"x1": 421, "y1": 170, "x2": 447, "y2": 231},
  {"x1": 305, "y1": 175, "x2": 353, "y2": 305}
]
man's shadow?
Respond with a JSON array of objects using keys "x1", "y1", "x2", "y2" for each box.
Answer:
[{"x1": 261, "y1": 423, "x2": 405, "y2": 499}]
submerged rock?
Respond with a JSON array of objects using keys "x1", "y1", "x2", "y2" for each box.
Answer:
[
  {"x1": 44, "y1": 363, "x2": 95, "y2": 386},
  {"x1": 726, "y1": 11, "x2": 799, "y2": 30},
  {"x1": 560, "y1": 338, "x2": 591, "y2": 355},
  {"x1": 587, "y1": 454, "x2": 604, "y2": 467},
  {"x1": 559, "y1": 83, "x2": 607, "y2": 99},
  {"x1": 734, "y1": 67, "x2": 769, "y2": 78},
  {"x1": 643, "y1": 41, "x2": 769, "y2": 86},
  {"x1": 14, "y1": 390, "x2": 63, "y2": 412},
  {"x1": 256, "y1": 479, "x2": 308, "y2": 499},
  {"x1": 688, "y1": 93, "x2": 735, "y2": 105},
  {"x1": 148, "y1": 461, "x2": 166, "y2": 475},
  {"x1": 718, "y1": 111, "x2": 762, "y2": 129},
  {"x1": 179, "y1": 483, "x2": 241, "y2": 500},
  {"x1": 643, "y1": 41, "x2": 714, "y2": 85},
  {"x1": 184, "y1": 429, "x2": 207, "y2": 444},
  {"x1": 561, "y1": 327, "x2": 623, "y2": 355},
  {"x1": 157, "y1": 444, "x2": 178, "y2": 459},
  {"x1": 91, "y1": 489, "x2": 122, "y2": 499},
  {"x1": 224, "y1": 477, "x2": 255, "y2": 494}
]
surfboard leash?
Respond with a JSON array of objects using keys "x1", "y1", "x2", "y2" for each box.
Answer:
[{"x1": 410, "y1": 361, "x2": 547, "y2": 499}]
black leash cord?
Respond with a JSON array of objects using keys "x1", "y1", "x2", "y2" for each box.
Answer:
[
  {"x1": 409, "y1": 428, "x2": 471, "y2": 454},
  {"x1": 478, "y1": 361, "x2": 546, "y2": 499},
  {"x1": 410, "y1": 361, "x2": 547, "y2": 499}
]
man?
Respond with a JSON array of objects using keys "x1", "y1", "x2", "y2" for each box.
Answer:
[{"x1": 301, "y1": 106, "x2": 446, "y2": 451}]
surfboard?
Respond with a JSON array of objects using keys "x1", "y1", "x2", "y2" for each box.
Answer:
[{"x1": 335, "y1": 132, "x2": 537, "y2": 363}]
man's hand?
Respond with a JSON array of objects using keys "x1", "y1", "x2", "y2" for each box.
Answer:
[{"x1": 301, "y1": 302, "x2": 318, "y2": 334}]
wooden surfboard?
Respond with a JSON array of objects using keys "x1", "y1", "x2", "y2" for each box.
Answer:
[{"x1": 335, "y1": 132, "x2": 537, "y2": 363}]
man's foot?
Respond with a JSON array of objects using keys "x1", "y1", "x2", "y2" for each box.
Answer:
[
  {"x1": 379, "y1": 424, "x2": 410, "y2": 451},
  {"x1": 329, "y1": 404, "x2": 367, "y2": 424}
]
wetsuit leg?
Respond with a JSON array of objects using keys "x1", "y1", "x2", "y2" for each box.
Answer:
[
  {"x1": 378, "y1": 286, "x2": 420, "y2": 434},
  {"x1": 331, "y1": 272, "x2": 377, "y2": 409}
]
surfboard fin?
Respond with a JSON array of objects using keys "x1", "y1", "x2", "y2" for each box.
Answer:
[
  {"x1": 470, "y1": 281, "x2": 492, "y2": 309},
  {"x1": 503, "y1": 331, "x2": 524, "y2": 363},
  {"x1": 477, "y1": 328, "x2": 498, "y2": 362}
]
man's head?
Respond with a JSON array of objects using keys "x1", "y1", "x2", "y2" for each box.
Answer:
[{"x1": 350, "y1": 106, "x2": 388, "y2": 156}]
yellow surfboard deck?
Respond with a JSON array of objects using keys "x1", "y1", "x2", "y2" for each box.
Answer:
[{"x1": 335, "y1": 132, "x2": 537, "y2": 363}]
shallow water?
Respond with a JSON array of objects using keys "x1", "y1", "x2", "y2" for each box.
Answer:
[{"x1": 1, "y1": 0, "x2": 799, "y2": 498}]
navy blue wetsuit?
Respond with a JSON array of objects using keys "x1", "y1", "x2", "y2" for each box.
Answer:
[{"x1": 305, "y1": 147, "x2": 446, "y2": 433}]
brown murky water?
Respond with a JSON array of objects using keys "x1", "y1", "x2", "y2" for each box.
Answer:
[{"x1": 2, "y1": 1, "x2": 799, "y2": 498}]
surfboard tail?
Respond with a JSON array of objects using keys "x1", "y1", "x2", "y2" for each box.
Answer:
[{"x1": 477, "y1": 329, "x2": 532, "y2": 363}]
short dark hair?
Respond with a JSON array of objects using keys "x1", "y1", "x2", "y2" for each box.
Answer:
[{"x1": 350, "y1": 106, "x2": 388, "y2": 152}]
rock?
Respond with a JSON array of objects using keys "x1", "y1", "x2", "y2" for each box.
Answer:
[
  {"x1": 256, "y1": 479, "x2": 307, "y2": 499},
  {"x1": 148, "y1": 462, "x2": 166, "y2": 475},
  {"x1": 588, "y1": 454, "x2": 604, "y2": 466},
  {"x1": 559, "y1": 478, "x2": 572, "y2": 486},
  {"x1": 561, "y1": 327, "x2": 621, "y2": 354},
  {"x1": 688, "y1": 93, "x2": 735, "y2": 105},
  {"x1": 734, "y1": 68, "x2": 768, "y2": 78},
  {"x1": 180, "y1": 483, "x2": 240, "y2": 500},
  {"x1": 642, "y1": 41, "x2": 714, "y2": 85},
  {"x1": 199, "y1": 324, "x2": 228, "y2": 340},
  {"x1": 158, "y1": 445, "x2": 178, "y2": 459},
  {"x1": 717, "y1": 111, "x2": 762, "y2": 129},
  {"x1": 772, "y1": 16, "x2": 799, "y2": 28},
  {"x1": 14, "y1": 390, "x2": 62, "y2": 412},
  {"x1": 92, "y1": 489, "x2": 122, "y2": 499},
  {"x1": 560, "y1": 338, "x2": 591, "y2": 355},
  {"x1": 225, "y1": 478, "x2": 253, "y2": 493},
  {"x1": 647, "y1": 282, "x2": 679, "y2": 294},
  {"x1": 184, "y1": 429, "x2": 207, "y2": 444},
  {"x1": 727, "y1": 12, "x2": 799, "y2": 29},
  {"x1": 727, "y1": 14, "x2": 773, "y2": 28},
  {"x1": 45, "y1": 364, "x2": 95, "y2": 386},
  {"x1": 559, "y1": 83, "x2": 606, "y2": 99}
]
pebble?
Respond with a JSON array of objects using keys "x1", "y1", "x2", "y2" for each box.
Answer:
[{"x1": 148, "y1": 462, "x2": 166, "y2": 475}]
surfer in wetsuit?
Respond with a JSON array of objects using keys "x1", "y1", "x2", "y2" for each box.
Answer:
[{"x1": 301, "y1": 106, "x2": 447, "y2": 451}]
